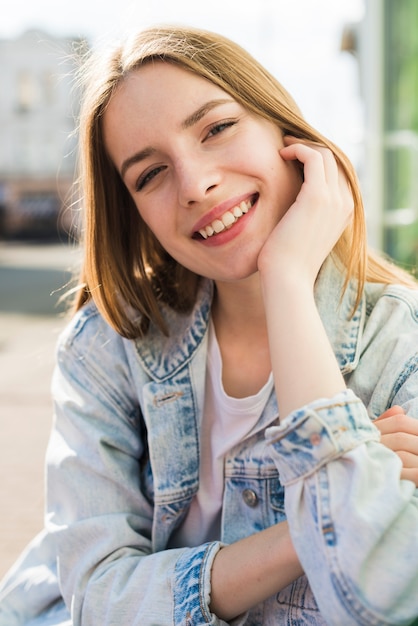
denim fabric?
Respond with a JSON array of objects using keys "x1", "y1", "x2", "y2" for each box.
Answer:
[{"x1": 1, "y1": 256, "x2": 418, "y2": 625}]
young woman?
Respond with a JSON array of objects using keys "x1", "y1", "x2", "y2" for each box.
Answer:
[{"x1": 1, "y1": 25, "x2": 418, "y2": 626}]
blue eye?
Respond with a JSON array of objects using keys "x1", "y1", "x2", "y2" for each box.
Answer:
[{"x1": 136, "y1": 165, "x2": 166, "y2": 191}]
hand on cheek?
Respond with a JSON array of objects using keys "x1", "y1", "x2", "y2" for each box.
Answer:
[{"x1": 258, "y1": 136, "x2": 353, "y2": 288}]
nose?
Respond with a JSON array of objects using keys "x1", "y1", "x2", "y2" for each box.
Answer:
[{"x1": 176, "y1": 154, "x2": 220, "y2": 207}]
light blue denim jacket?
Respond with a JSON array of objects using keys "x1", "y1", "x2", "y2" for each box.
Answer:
[{"x1": 1, "y1": 257, "x2": 418, "y2": 626}]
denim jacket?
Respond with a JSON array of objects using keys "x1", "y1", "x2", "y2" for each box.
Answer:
[{"x1": 1, "y1": 257, "x2": 418, "y2": 626}]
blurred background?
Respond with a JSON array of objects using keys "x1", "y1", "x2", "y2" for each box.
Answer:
[{"x1": 0, "y1": 0, "x2": 417, "y2": 576}]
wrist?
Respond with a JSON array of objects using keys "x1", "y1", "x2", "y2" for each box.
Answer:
[
  {"x1": 210, "y1": 523, "x2": 302, "y2": 621},
  {"x1": 258, "y1": 255, "x2": 317, "y2": 295},
  {"x1": 260, "y1": 268, "x2": 316, "y2": 312}
]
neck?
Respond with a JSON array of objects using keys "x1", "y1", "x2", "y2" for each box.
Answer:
[
  {"x1": 211, "y1": 272, "x2": 271, "y2": 398},
  {"x1": 212, "y1": 272, "x2": 267, "y2": 333}
]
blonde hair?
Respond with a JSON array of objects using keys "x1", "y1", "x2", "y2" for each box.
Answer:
[{"x1": 72, "y1": 24, "x2": 416, "y2": 338}]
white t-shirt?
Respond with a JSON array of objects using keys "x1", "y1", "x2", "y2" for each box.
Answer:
[{"x1": 169, "y1": 319, "x2": 273, "y2": 548}]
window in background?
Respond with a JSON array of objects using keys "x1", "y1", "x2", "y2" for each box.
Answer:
[{"x1": 383, "y1": 0, "x2": 418, "y2": 272}]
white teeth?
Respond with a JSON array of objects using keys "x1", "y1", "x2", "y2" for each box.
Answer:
[
  {"x1": 222, "y1": 211, "x2": 236, "y2": 227},
  {"x1": 197, "y1": 198, "x2": 253, "y2": 239},
  {"x1": 212, "y1": 219, "x2": 225, "y2": 233}
]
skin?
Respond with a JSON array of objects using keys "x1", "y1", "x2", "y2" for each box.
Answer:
[
  {"x1": 375, "y1": 406, "x2": 418, "y2": 485},
  {"x1": 103, "y1": 62, "x2": 418, "y2": 621},
  {"x1": 103, "y1": 63, "x2": 302, "y2": 287}
]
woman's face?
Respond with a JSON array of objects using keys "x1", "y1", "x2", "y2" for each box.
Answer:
[{"x1": 103, "y1": 62, "x2": 302, "y2": 283}]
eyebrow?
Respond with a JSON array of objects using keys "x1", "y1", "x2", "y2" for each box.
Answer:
[
  {"x1": 181, "y1": 98, "x2": 234, "y2": 129},
  {"x1": 120, "y1": 98, "x2": 234, "y2": 180},
  {"x1": 120, "y1": 146, "x2": 156, "y2": 180}
]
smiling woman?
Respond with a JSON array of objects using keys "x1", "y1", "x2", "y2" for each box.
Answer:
[
  {"x1": 102, "y1": 61, "x2": 301, "y2": 283},
  {"x1": 0, "y1": 24, "x2": 418, "y2": 626}
]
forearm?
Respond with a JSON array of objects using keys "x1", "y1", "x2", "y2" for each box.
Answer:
[
  {"x1": 256, "y1": 139, "x2": 353, "y2": 417},
  {"x1": 261, "y1": 270, "x2": 346, "y2": 418},
  {"x1": 266, "y1": 395, "x2": 418, "y2": 624},
  {"x1": 210, "y1": 521, "x2": 303, "y2": 621}
]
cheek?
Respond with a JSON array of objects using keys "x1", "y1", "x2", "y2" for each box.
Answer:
[
  {"x1": 132, "y1": 205, "x2": 163, "y2": 250},
  {"x1": 274, "y1": 156, "x2": 303, "y2": 194},
  {"x1": 134, "y1": 203, "x2": 182, "y2": 258},
  {"x1": 133, "y1": 196, "x2": 163, "y2": 232},
  {"x1": 286, "y1": 160, "x2": 304, "y2": 197}
]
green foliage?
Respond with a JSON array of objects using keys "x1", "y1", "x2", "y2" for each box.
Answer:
[{"x1": 382, "y1": 0, "x2": 418, "y2": 272}]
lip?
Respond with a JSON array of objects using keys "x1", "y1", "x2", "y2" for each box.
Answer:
[
  {"x1": 191, "y1": 192, "x2": 258, "y2": 237},
  {"x1": 192, "y1": 193, "x2": 258, "y2": 246}
]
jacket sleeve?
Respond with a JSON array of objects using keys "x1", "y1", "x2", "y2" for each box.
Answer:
[
  {"x1": 46, "y1": 310, "x2": 229, "y2": 626},
  {"x1": 265, "y1": 389, "x2": 418, "y2": 626}
]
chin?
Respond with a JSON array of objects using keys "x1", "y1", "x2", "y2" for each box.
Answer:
[{"x1": 213, "y1": 265, "x2": 259, "y2": 284}]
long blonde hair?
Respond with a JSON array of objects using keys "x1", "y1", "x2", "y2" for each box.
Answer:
[{"x1": 72, "y1": 24, "x2": 416, "y2": 338}]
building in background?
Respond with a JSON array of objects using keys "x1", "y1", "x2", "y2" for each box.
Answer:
[
  {"x1": 359, "y1": 0, "x2": 418, "y2": 271},
  {"x1": 0, "y1": 30, "x2": 85, "y2": 240}
]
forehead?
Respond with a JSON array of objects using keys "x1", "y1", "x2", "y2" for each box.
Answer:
[
  {"x1": 102, "y1": 62, "x2": 236, "y2": 164},
  {"x1": 110, "y1": 61, "x2": 230, "y2": 117}
]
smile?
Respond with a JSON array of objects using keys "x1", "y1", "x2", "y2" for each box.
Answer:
[{"x1": 195, "y1": 195, "x2": 257, "y2": 240}]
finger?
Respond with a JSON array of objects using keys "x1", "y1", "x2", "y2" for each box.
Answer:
[
  {"x1": 375, "y1": 413, "x2": 418, "y2": 437},
  {"x1": 279, "y1": 142, "x2": 331, "y2": 182},
  {"x1": 282, "y1": 135, "x2": 323, "y2": 147},
  {"x1": 400, "y1": 467, "x2": 418, "y2": 487},
  {"x1": 281, "y1": 136, "x2": 339, "y2": 183},
  {"x1": 397, "y1": 450, "x2": 418, "y2": 469},
  {"x1": 279, "y1": 144, "x2": 345, "y2": 208},
  {"x1": 374, "y1": 405, "x2": 405, "y2": 421},
  {"x1": 280, "y1": 142, "x2": 352, "y2": 216},
  {"x1": 379, "y1": 432, "x2": 418, "y2": 454}
]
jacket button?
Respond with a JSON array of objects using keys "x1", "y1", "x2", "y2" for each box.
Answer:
[{"x1": 242, "y1": 488, "x2": 258, "y2": 507}]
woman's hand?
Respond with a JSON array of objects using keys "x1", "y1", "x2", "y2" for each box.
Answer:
[
  {"x1": 258, "y1": 137, "x2": 352, "y2": 417},
  {"x1": 375, "y1": 406, "x2": 418, "y2": 486},
  {"x1": 257, "y1": 136, "x2": 353, "y2": 289},
  {"x1": 258, "y1": 136, "x2": 354, "y2": 286}
]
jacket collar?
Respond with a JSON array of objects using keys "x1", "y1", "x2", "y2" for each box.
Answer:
[
  {"x1": 134, "y1": 279, "x2": 213, "y2": 382},
  {"x1": 315, "y1": 255, "x2": 365, "y2": 374},
  {"x1": 134, "y1": 256, "x2": 365, "y2": 381}
]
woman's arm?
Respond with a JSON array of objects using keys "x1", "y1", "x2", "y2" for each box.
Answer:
[
  {"x1": 257, "y1": 138, "x2": 418, "y2": 624},
  {"x1": 209, "y1": 521, "x2": 302, "y2": 620},
  {"x1": 45, "y1": 306, "x2": 304, "y2": 626},
  {"x1": 265, "y1": 392, "x2": 418, "y2": 625},
  {"x1": 211, "y1": 140, "x2": 353, "y2": 621},
  {"x1": 258, "y1": 138, "x2": 353, "y2": 417}
]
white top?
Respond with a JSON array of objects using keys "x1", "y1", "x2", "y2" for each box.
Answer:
[{"x1": 170, "y1": 319, "x2": 273, "y2": 548}]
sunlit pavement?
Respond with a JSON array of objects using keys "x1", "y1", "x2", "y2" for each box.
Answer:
[{"x1": 0, "y1": 242, "x2": 81, "y2": 577}]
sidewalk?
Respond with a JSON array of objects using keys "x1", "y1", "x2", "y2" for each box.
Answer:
[{"x1": 0, "y1": 242, "x2": 80, "y2": 578}]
